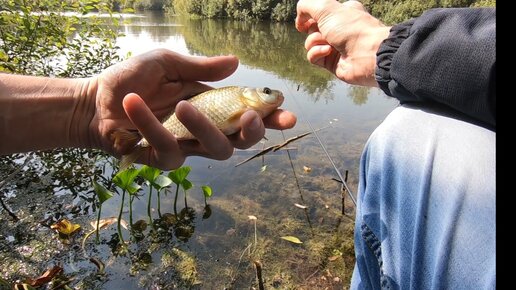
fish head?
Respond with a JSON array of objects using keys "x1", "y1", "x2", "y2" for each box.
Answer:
[{"x1": 241, "y1": 87, "x2": 284, "y2": 117}]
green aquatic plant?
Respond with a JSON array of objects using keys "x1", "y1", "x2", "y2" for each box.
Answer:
[
  {"x1": 112, "y1": 168, "x2": 141, "y2": 246},
  {"x1": 168, "y1": 166, "x2": 192, "y2": 215},
  {"x1": 138, "y1": 165, "x2": 161, "y2": 227},
  {"x1": 201, "y1": 185, "x2": 213, "y2": 219},
  {"x1": 92, "y1": 180, "x2": 114, "y2": 244},
  {"x1": 152, "y1": 175, "x2": 173, "y2": 217}
]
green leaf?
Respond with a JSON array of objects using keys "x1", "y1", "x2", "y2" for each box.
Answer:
[
  {"x1": 168, "y1": 166, "x2": 191, "y2": 184},
  {"x1": 127, "y1": 182, "x2": 141, "y2": 195},
  {"x1": 201, "y1": 185, "x2": 212, "y2": 198},
  {"x1": 113, "y1": 168, "x2": 140, "y2": 190},
  {"x1": 153, "y1": 175, "x2": 172, "y2": 190},
  {"x1": 280, "y1": 236, "x2": 303, "y2": 244},
  {"x1": 181, "y1": 179, "x2": 193, "y2": 191},
  {"x1": 122, "y1": 8, "x2": 135, "y2": 13},
  {"x1": 138, "y1": 165, "x2": 160, "y2": 183},
  {"x1": 92, "y1": 180, "x2": 114, "y2": 204}
]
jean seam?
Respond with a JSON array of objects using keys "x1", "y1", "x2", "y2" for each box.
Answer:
[{"x1": 361, "y1": 221, "x2": 393, "y2": 290}]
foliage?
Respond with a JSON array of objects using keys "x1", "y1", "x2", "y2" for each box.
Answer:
[
  {"x1": 169, "y1": 0, "x2": 494, "y2": 22},
  {"x1": 361, "y1": 0, "x2": 496, "y2": 24},
  {"x1": 0, "y1": 0, "x2": 122, "y2": 76},
  {"x1": 171, "y1": 0, "x2": 297, "y2": 21},
  {"x1": 179, "y1": 18, "x2": 335, "y2": 95}
]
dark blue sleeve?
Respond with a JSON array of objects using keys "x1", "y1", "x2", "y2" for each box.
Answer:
[{"x1": 375, "y1": 8, "x2": 496, "y2": 128}]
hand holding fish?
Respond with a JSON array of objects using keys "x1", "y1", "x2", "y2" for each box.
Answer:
[
  {"x1": 295, "y1": 0, "x2": 391, "y2": 87},
  {"x1": 89, "y1": 49, "x2": 296, "y2": 170},
  {"x1": 0, "y1": 49, "x2": 296, "y2": 169}
]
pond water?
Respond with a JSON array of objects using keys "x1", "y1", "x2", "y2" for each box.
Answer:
[{"x1": 0, "y1": 11, "x2": 398, "y2": 289}]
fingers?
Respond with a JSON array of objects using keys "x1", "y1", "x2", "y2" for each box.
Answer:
[
  {"x1": 228, "y1": 110, "x2": 265, "y2": 149},
  {"x1": 263, "y1": 109, "x2": 297, "y2": 130},
  {"x1": 122, "y1": 93, "x2": 184, "y2": 169},
  {"x1": 296, "y1": 0, "x2": 339, "y2": 33},
  {"x1": 174, "y1": 100, "x2": 234, "y2": 160},
  {"x1": 158, "y1": 50, "x2": 239, "y2": 82}
]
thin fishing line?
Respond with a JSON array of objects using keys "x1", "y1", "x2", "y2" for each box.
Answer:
[{"x1": 281, "y1": 80, "x2": 357, "y2": 206}]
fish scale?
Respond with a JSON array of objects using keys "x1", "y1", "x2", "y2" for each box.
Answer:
[{"x1": 159, "y1": 86, "x2": 249, "y2": 141}]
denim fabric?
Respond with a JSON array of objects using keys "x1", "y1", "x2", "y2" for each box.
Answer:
[{"x1": 351, "y1": 105, "x2": 496, "y2": 289}]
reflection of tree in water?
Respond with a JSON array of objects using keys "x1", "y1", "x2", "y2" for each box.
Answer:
[
  {"x1": 178, "y1": 17, "x2": 336, "y2": 98},
  {"x1": 347, "y1": 85, "x2": 370, "y2": 106},
  {"x1": 0, "y1": 149, "x2": 116, "y2": 219}
]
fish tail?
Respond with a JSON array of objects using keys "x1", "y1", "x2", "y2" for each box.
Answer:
[
  {"x1": 119, "y1": 147, "x2": 145, "y2": 170},
  {"x1": 112, "y1": 129, "x2": 141, "y2": 149},
  {"x1": 111, "y1": 129, "x2": 144, "y2": 170}
]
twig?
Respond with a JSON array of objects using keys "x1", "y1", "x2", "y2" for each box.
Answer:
[
  {"x1": 254, "y1": 260, "x2": 265, "y2": 290},
  {"x1": 235, "y1": 128, "x2": 327, "y2": 167}
]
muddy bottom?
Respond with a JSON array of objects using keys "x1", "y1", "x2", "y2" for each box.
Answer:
[{"x1": 1, "y1": 134, "x2": 358, "y2": 289}]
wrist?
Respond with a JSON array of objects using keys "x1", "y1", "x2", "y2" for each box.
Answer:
[
  {"x1": 0, "y1": 74, "x2": 97, "y2": 154},
  {"x1": 69, "y1": 77, "x2": 99, "y2": 150}
]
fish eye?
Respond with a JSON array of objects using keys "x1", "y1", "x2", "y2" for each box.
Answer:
[{"x1": 263, "y1": 87, "x2": 272, "y2": 94}]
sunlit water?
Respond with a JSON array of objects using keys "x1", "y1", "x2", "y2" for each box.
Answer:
[{"x1": 1, "y1": 11, "x2": 399, "y2": 289}]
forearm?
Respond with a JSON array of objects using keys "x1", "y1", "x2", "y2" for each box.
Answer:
[
  {"x1": 0, "y1": 74, "x2": 93, "y2": 154},
  {"x1": 376, "y1": 8, "x2": 496, "y2": 127}
]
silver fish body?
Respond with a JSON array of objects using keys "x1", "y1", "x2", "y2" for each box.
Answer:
[{"x1": 119, "y1": 86, "x2": 284, "y2": 168}]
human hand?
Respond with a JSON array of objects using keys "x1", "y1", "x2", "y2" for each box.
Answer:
[
  {"x1": 78, "y1": 49, "x2": 296, "y2": 170},
  {"x1": 295, "y1": 0, "x2": 391, "y2": 87}
]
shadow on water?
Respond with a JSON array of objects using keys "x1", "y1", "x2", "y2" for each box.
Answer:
[{"x1": 1, "y1": 12, "x2": 399, "y2": 289}]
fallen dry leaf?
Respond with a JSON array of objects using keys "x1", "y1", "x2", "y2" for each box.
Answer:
[
  {"x1": 25, "y1": 265, "x2": 63, "y2": 287},
  {"x1": 90, "y1": 217, "x2": 117, "y2": 230},
  {"x1": 328, "y1": 255, "x2": 341, "y2": 262},
  {"x1": 303, "y1": 166, "x2": 312, "y2": 173},
  {"x1": 50, "y1": 219, "x2": 81, "y2": 236}
]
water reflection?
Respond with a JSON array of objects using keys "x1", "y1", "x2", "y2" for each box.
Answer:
[
  {"x1": 179, "y1": 17, "x2": 337, "y2": 96},
  {"x1": 1, "y1": 12, "x2": 400, "y2": 290}
]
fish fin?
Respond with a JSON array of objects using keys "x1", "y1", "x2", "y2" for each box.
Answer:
[
  {"x1": 112, "y1": 129, "x2": 141, "y2": 149},
  {"x1": 119, "y1": 147, "x2": 145, "y2": 170},
  {"x1": 227, "y1": 109, "x2": 246, "y2": 123},
  {"x1": 220, "y1": 109, "x2": 246, "y2": 135}
]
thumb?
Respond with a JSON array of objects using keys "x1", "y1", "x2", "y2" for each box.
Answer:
[{"x1": 158, "y1": 50, "x2": 239, "y2": 82}]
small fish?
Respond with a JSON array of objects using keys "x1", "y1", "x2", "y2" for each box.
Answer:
[{"x1": 114, "y1": 86, "x2": 284, "y2": 169}]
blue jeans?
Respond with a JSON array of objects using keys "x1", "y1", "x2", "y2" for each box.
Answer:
[{"x1": 351, "y1": 104, "x2": 496, "y2": 289}]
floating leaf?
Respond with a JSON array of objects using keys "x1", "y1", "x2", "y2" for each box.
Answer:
[
  {"x1": 303, "y1": 166, "x2": 312, "y2": 173},
  {"x1": 51, "y1": 219, "x2": 81, "y2": 236},
  {"x1": 294, "y1": 203, "x2": 307, "y2": 209},
  {"x1": 25, "y1": 265, "x2": 63, "y2": 287},
  {"x1": 90, "y1": 217, "x2": 117, "y2": 230},
  {"x1": 201, "y1": 185, "x2": 212, "y2": 198},
  {"x1": 280, "y1": 236, "x2": 303, "y2": 244},
  {"x1": 248, "y1": 215, "x2": 257, "y2": 220},
  {"x1": 92, "y1": 180, "x2": 114, "y2": 204}
]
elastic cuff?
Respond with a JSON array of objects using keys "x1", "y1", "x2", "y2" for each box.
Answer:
[{"x1": 375, "y1": 19, "x2": 415, "y2": 96}]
